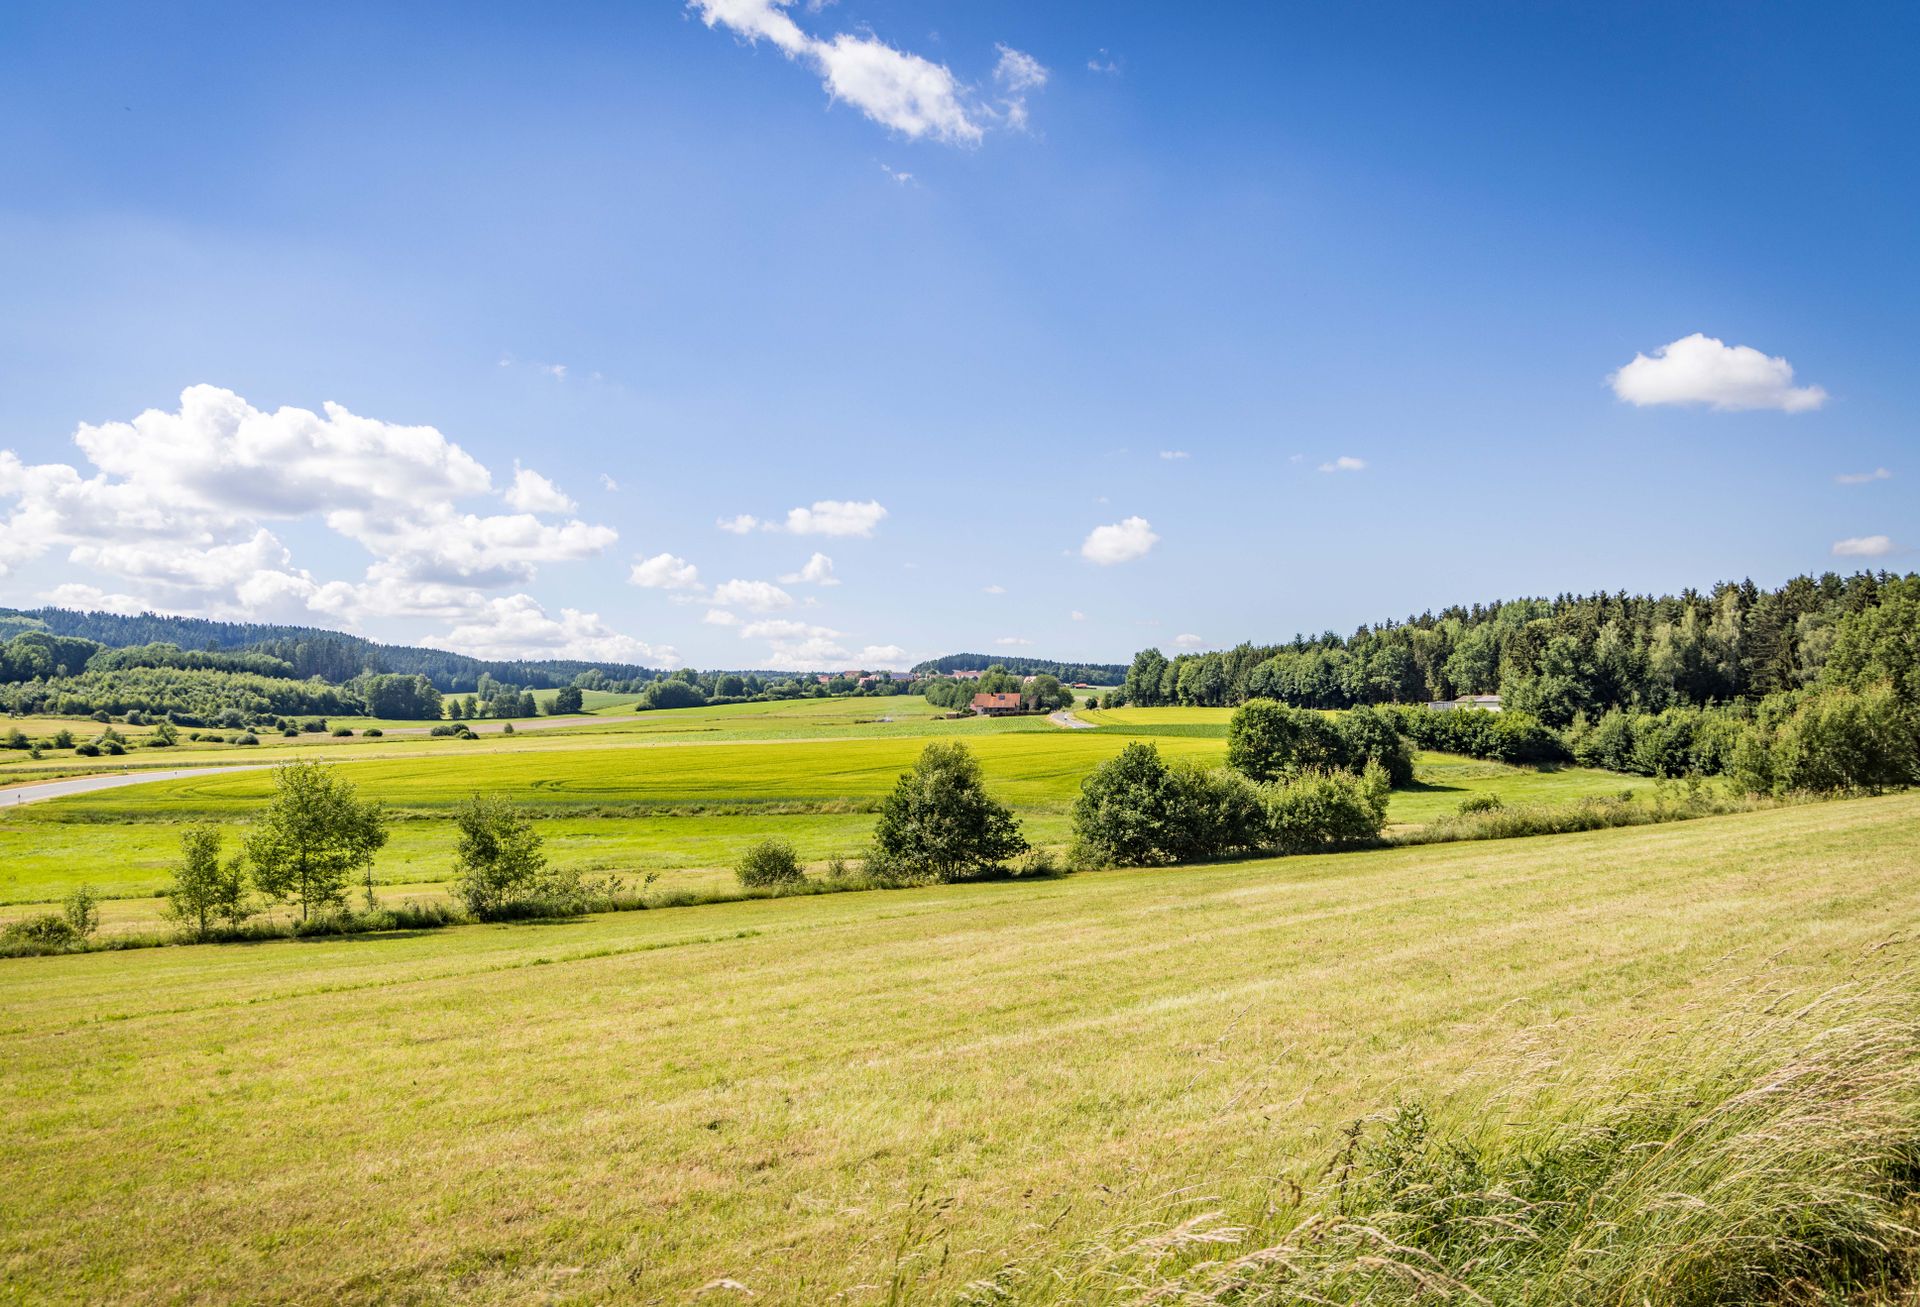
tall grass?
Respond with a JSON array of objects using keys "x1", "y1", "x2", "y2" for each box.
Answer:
[
  {"x1": 1393, "y1": 784, "x2": 1769, "y2": 847},
  {"x1": 990, "y1": 967, "x2": 1920, "y2": 1305}
]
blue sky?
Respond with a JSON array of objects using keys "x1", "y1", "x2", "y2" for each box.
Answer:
[{"x1": 0, "y1": 1, "x2": 1912, "y2": 670}]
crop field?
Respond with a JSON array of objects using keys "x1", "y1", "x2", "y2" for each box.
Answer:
[
  {"x1": 2, "y1": 794, "x2": 1915, "y2": 1304},
  {"x1": 0, "y1": 701, "x2": 1653, "y2": 919}
]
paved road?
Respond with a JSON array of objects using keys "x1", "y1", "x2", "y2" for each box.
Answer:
[
  {"x1": 1049, "y1": 710, "x2": 1099, "y2": 730},
  {"x1": 0, "y1": 764, "x2": 276, "y2": 808}
]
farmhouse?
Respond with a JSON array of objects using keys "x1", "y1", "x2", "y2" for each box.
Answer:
[
  {"x1": 950, "y1": 669, "x2": 985, "y2": 681},
  {"x1": 1427, "y1": 693, "x2": 1503, "y2": 713},
  {"x1": 970, "y1": 692, "x2": 1023, "y2": 716}
]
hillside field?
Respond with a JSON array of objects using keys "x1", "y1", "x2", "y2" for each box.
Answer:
[{"x1": 2, "y1": 794, "x2": 1915, "y2": 1303}]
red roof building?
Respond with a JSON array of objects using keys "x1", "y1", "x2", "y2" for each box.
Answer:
[{"x1": 969, "y1": 692, "x2": 1023, "y2": 716}]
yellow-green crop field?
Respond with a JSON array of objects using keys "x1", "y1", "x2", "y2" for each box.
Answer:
[
  {"x1": 0, "y1": 699, "x2": 1651, "y2": 916},
  {"x1": 2, "y1": 793, "x2": 1915, "y2": 1303}
]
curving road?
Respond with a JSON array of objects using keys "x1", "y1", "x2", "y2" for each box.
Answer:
[{"x1": 0, "y1": 764, "x2": 276, "y2": 807}]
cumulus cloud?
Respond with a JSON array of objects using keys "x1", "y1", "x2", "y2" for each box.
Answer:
[
  {"x1": 1609, "y1": 333, "x2": 1828, "y2": 412},
  {"x1": 421, "y1": 594, "x2": 676, "y2": 666},
  {"x1": 982, "y1": 583, "x2": 1006, "y2": 595},
  {"x1": 630, "y1": 552, "x2": 704, "y2": 591},
  {"x1": 37, "y1": 582, "x2": 150, "y2": 615},
  {"x1": 1836, "y1": 467, "x2": 1893, "y2": 485},
  {"x1": 0, "y1": 385, "x2": 631, "y2": 656},
  {"x1": 779, "y1": 551, "x2": 840, "y2": 585},
  {"x1": 1070, "y1": 609, "x2": 1086, "y2": 621},
  {"x1": 740, "y1": 617, "x2": 841, "y2": 640},
  {"x1": 717, "y1": 514, "x2": 761, "y2": 534},
  {"x1": 856, "y1": 644, "x2": 910, "y2": 670},
  {"x1": 1318, "y1": 456, "x2": 1366, "y2": 473},
  {"x1": 690, "y1": 0, "x2": 991, "y2": 144},
  {"x1": 1172, "y1": 633, "x2": 1207, "y2": 649},
  {"x1": 994, "y1": 635, "x2": 1032, "y2": 646},
  {"x1": 505, "y1": 464, "x2": 576, "y2": 514},
  {"x1": 1081, "y1": 516, "x2": 1158, "y2": 565},
  {"x1": 781, "y1": 499, "x2": 887, "y2": 537},
  {"x1": 703, "y1": 609, "x2": 740, "y2": 626},
  {"x1": 712, "y1": 578, "x2": 795, "y2": 611},
  {"x1": 1832, "y1": 535, "x2": 1896, "y2": 558}
]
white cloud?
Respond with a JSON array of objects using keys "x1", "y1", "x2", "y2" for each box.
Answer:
[
  {"x1": 1081, "y1": 515, "x2": 1159, "y2": 565},
  {"x1": 1070, "y1": 610, "x2": 1086, "y2": 621},
  {"x1": 1087, "y1": 49, "x2": 1119, "y2": 74},
  {"x1": 765, "y1": 635, "x2": 851, "y2": 666},
  {"x1": 598, "y1": 473, "x2": 620, "y2": 491},
  {"x1": 37, "y1": 582, "x2": 150, "y2": 615},
  {"x1": 1836, "y1": 467, "x2": 1893, "y2": 485},
  {"x1": 1318, "y1": 456, "x2": 1367, "y2": 473},
  {"x1": 422, "y1": 594, "x2": 676, "y2": 666},
  {"x1": 1172, "y1": 633, "x2": 1206, "y2": 649},
  {"x1": 505, "y1": 464, "x2": 576, "y2": 514},
  {"x1": 879, "y1": 163, "x2": 915, "y2": 185},
  {"x1": 712, "y1": 578, "x2": 795, "y2": 611},
  {"x1": 630, "y1": 552, "x2": 704, "y2": 591},
  {"x1": 781, "y1": 499, "x2": 888, "y2": 537},
  {"x1": 0, "y1": 385, "x2": 624, "y2": 651},
  {"x1": 717, "y1": 514, "x2": 761, "y2": 534},
  {"x1": 855, "y1": 644, "x2": 910, "y2": 670},
  {"x1": 779, "y1": 551, "x2": 840, "y2": 585},
  {"x1": 740, "y1": 617, "x2": 841, "y2": 640},
  {"x1": 1832, "y1": 535, "x2": 1896, "y2": 558},
  {"x1": 994, "y1": 635, "x2": 1032, "y2": 646},
  {"x1": 691, "y1": 0, "x2": 987, "y2": 144},
  {"x1": 1609, "y1": 333, "x2": 1828, "y2": 412},
  {"x1": 703, "y1": 609, "x2": 740, "y2": 626},
  {"x1": 982, "y1": 583, "x2": 1006, "y2": 595},
  {"x1": 1159, "y1": 450, "x2": 1190, "y2": 461},
  {"x1": 992, "y1": 44, "x2": 1047, "y2": 128}
]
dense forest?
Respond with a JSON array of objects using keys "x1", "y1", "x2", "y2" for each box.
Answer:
[
  {"x1": 913, "y1": 653, "x2": 1126, "y2": 683},
  {"x1": 1113, "y1": 572, "x2": 1920, "y2": 785},
  {"x1": 0, "y1": 607, "x2": 661, "y2": 691}
]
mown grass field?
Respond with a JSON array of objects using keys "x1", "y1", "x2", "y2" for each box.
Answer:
[{"x1": 2, "y1": 794, "x2": 1914, "y2": 1304}]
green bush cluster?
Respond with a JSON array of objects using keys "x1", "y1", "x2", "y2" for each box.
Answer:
[
  {"x1": 1382, "y1": 704, "x2": 1569, "y2": 765},
  {"x1": 1071, "y1": 741, "x2": 1389, "y2": 867},
  {"x1": 1227, "y1": 700, "x2": 1414, "y2": 785}
]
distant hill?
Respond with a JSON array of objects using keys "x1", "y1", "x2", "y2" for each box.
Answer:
[
  {"x1": 912, "y1": 652, "x2": 1127, "y2": 683},
  {"x1": 0, "y1": 606, "x2": 664, "y2": 693}
]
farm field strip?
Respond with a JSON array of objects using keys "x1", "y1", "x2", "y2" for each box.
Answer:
[{"x1": 2, "y1": 795, "x2": 1914, "y2": 1303}]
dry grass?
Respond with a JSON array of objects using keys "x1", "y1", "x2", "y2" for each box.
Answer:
[{"x1": 2, "y1": 794, "x2": 1917, "y2": 1303}]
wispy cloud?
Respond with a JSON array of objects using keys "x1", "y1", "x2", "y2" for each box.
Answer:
[
  {"x1": 1318, "y1": 455, "x2": 1366, "y2": 473},
  {"x1": 1832, "y1": 535, "x2": 1896, "y2": 558},
  {"x1": 1159, "y1": 449, "x2": 1189, "y2": 461},
  {"x1": 1836, "y1": 467, "x2": 1893, "y2": 485}
]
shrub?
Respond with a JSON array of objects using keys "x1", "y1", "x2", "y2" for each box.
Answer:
[
  {"x1": 868, "y1": 742, "x2": 1027, "y2": 884},
  {"x1": 1073, "y1": 742, "x2": 1273, "y2": 866},
  {"x1": 1226, "y1": 700, "x2": 1347, "y2": 783},
  {"x1": 98, "y1": 737, "x2": 126, "y2": 756},
  {"x1": 331, "y1": 726, "x2": 354, "y2": 737},
  {"x1": 363, "y1": 727, "x2": 383, "y2": 737},
  {"x1": 51, "y1": 729, "x2": 73, "y2": 749},
  {"x1": 62, "y1": 885, "x2": 101, "y2": 939},
  {"x1": 1263, "y1": 763, "x2": 1390, "y2": 854},
  {"x1": 1336, "y1": 705, "x2": 1415, "y2": 787},
  {"x1": 1457, "y1": 792, "x2": 1504, "y2": 814},
  {"x1": 235, "y1": 733, "x2": 259, "y2": 746},
  {"x1": 1738, "y1": 684, "x2": 1920, "y2": 796},
  {"x1": 1386, "y1": 704, "x2": 1570, "y2": 766},
  {"x1": 1, "y1": 913, "x2": 79, "y2": 952},
  {"x1": 736, "y1": 838, "x2": 806, "y2": 889},
  {"x1": 299, "y1": 718, "x2": 327, "y2": 733},
  {"x1": 73, "y1": 741, "x2": 101, "y2": 757},
  {"x1": 3, "y1": 728, "x2": 26, "y2": 750}
]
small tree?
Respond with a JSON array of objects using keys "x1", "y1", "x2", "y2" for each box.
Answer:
[
  {"x1": 550, "y1": 685, "x2": 585, "y2": 715},
  {"x1": 62, "y1": 885, "x2": 101, "y2": 940},
  {"x1": 1227, "y1": 699, "x2": 1345, "y2": 783},
  {"x1": 245, "y1": 761, "x2": 389, "y2": 919},
  {"x1": 450, "y1": 793, "x2": 549, "y2": 918},
  {"x1": 869, "y1": 742, "x2": 1027, "y2": 883},
  {"x1": 165, "y1": 824, "x2": 251, "y2": 937},
  {"x1": 736, "y1": 838, "x2": 805, "y2": 889}
]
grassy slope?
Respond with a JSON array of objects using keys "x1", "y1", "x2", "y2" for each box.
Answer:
[{"x1": 2, "y1": 794, "x2": 1915, "y2": 1304}]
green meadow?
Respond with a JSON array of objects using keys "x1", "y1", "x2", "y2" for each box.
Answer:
[
  {"x1": 2, "y1": 794, "x2": 1915, "y2": 1304},
  {"x1": 0, "y1": 700, "x2": 1651, "y2": 914}
]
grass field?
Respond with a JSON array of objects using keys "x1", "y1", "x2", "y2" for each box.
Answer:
[
  {"x1": 2, "y1": 794, "x2": 1915, "y2": 1303},
  {"x1": 0, "y1": 694, "x2": 1652, "y2": 914}
]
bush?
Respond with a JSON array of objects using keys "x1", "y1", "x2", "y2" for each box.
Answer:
[
  {"x1": 1227, "y1": 700, "x2": 1413, "y2": 787},
  {"x1": 62, "y1": 885, "x2": 101, "y2": 939},
  {"x1": 1734, "y1": 684, "x2": 1920, "y2": 796},
  {"x1": 99, "y1": 737, "x2": 126, "y2": 756},
  {"x1": 736, "y1": 838, "x2": 806, "y2": 889},
  {"x1": 331, "y1": 726, "x2": 354, "y2": 737},
  {"x1": 1456, "y1": 791, "x2": 1504, "y2": 815},
  {"x1": 299, "y1": 718, "x2": 327, "y2": 733},
  {"x1": 73, "y1": 741, "x2": 101, "y2": 757},
  {"x1": 1263, "y1": 763, "x2": 1390, "y2": 854},
  {"x1": 235, "y1": 733, "x2": 259, "y2": 746},
  {"x1": 1385, "y1": 704, "x2": 1570, "y2": 766},
  {"x1": 363, "y1": 727, "x2": 383, "y2": 737},
  {"x1": 868, "y1": 742, "x2": 1027, "y2": 884},
  {"x1": 1, "y1": 913, "x2": 79, "y2": 953}
]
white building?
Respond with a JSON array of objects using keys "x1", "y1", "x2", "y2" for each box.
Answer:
[{"x1": 1427, "y1": 693, "x2": 1503, "y2": 713}]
